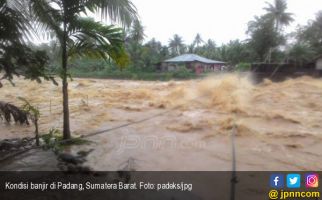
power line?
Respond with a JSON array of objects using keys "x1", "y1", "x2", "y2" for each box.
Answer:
[
  {"x1": 1, "y1": 77, "x2": 243, "y2": 178},
  {"x1": 79, "y1": 92, "x2": 213, "y2": 138},
  {"x1": 82, "y1": 105, "x2": 182, "y2": 138}
]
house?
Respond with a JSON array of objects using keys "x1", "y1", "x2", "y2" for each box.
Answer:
[{"x1": 160, "y1": 54, "x2": 226, "y2": 74}]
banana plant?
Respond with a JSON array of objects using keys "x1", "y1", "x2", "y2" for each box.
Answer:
[{"x1": 18, "y1": 97, "x2": 40, "y2": 146}]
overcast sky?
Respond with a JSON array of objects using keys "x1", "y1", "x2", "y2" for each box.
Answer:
[{"x1": 130, "y1": 0, "x2": 322, "y2": 45}]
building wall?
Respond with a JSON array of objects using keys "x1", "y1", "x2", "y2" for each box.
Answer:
[
  {"x1": 189, "y1": 62, "x2": 224, "y2": 74},
  {"x1": 161, "y1": 62, "x2": 225, "y2": 73}
]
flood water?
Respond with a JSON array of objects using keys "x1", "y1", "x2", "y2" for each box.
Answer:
[{"x1": 1, "y1": 73, "x2": 322, "y2": 171}]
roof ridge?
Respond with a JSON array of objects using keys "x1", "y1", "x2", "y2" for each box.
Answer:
[{"x1": 164, "y1": 54, "x2": 226, "y2": 64}]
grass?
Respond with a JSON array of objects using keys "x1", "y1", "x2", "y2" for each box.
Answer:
[
  {"x1": 51, "y1": 58, "x2": 203, "y2": 81},
  {"x1": 45, "y1": 57, "x2": 216, "y2": 81},
  {"x1": 69, "y1": 69, "x2": 198, "y2": 81},
  {"x1": 41, "y1": 128, "x2": 90, "y2": 153}
]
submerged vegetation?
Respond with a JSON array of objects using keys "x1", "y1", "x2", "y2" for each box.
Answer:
[
  {"x1": 41, "y1": 128, "x2": 89, "y2": 153},
  {"x1": 0, "y1": 101, "x2": 29, "y2": 125},
  {"x1": 19, "y1": 97, "x2": 40, "y2": 145}
]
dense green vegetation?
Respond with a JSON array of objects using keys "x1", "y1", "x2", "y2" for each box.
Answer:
[
  {"x1": 2, "y1": 0, "x2": 321, "y2": 82},
  {"x1": 40, "y1": 128, "x2": 90, "y2": 155},
  {"x1": 125, "y1": 0, "x2": 320, "y2": 67},
  {"x1": 27, "y1": 0, "x2": 136, "y2": 139},
  {"x1": 31, "y1": 0, "x2": 322, "y2": 81},
  {"x1": 68, "y1": 57, "x2": 196, "y2": 80},
  {"x1": 0, "y1": 0, "x2": 138, "y2": 139},
  {"x1": 0, "y1": 0, "x2": 55, "y2": 86}
]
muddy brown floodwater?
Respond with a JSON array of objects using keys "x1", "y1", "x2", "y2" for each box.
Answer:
[{"x1": 1, "y1": 73, "x2": 322, "y2": 171}]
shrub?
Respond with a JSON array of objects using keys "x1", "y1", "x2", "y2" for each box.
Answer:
[
  {"x1": 236, "y1": 62, "x2": 251, "y2": 71},
  {"x1": 173, "y1": 67, "x2": 195, "y2": 79}
]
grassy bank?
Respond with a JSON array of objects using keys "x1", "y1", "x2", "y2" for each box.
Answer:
[
  {"x1": 70, "y1": 69, "x2": 198, "y2": 81},
  {"x1": 63, "y1": 58, "x2": 200, "y2": 81}
]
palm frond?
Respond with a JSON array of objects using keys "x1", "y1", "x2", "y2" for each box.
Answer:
[
  {"x1": 0, "y1": 0, "x2": 32, "y2": 43},
  {"x1": 263, "y1": 0, "x2": 294, "y2": 30},
  {"x1": 0, "y1": 101, "x2": 29, "y2": 125},
  {"x1": 67, "y1": 17, "x2": 129, "y2": 67},
  {"x1": 28, "y1": 0, "x2": 63, "y2": 41},
  {"x1": 0, "y1": 1, "x2": 56, "y2": 83},
  {"x1": 84, "y1": 0, "x2": 137, "y2": 27}
]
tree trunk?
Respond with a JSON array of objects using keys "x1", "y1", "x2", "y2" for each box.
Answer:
[
  {"x1": 62, "y1": 63, "x2": 70, "y2": 139},
  {"x1": 268, "y1": 48, "x2": 272, "y2": 64},
  {"x1": 62, "y1": 19, "x2": 71, "y2": 139}
]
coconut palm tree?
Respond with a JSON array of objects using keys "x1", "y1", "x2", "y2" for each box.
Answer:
[
  {"x1": 0, "y1": 0, "x2": 55, "y2": 126},
  {"x1": 206, "y1": 39, "x2": 216, "y2": 49},
  {"x1": 297, "y1": 11, "x2": 322, "y2": 55},
  {"x1": 169, "y1": 34, "x2": 185, "y2": 56},
  {"x1": 247, "y1": 15, "x2": 282, "y2": 62},
  {"x1": 264, "y1": 0, "x2": 294, "y2": 31},
  {"x1": 13, "y1": 0, "x2": 137, "y2": 139},
  {"x1": 0, "y1": 0, "x2": 52, "y2": 84},
  {"x1": 288, "y1": 43, "x2": 315, "y2": 67},
  {"x1": 263, "y1": 0, "x2": 293, "y2": 63},
  {"x1": 201, "y1": 39, "x2": 217, "y2": 59},
  {"x1": 193, "y1": 33, "x2": 204, "y2": 48},
  {"x1": 128, "y1": 19, "x2": 145, "y2": 43}
]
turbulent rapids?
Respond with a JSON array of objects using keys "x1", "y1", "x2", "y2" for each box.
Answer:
[{"x1": 1, "y1": 73, "x2": 322, "y2": 170}]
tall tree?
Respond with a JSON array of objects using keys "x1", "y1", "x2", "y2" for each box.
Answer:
[
  {"x1": 128, "y1": 19, "x2": 145, "y2": 43},
  {"x1": 141, "y1": 38, "x2": 164, "y2": 70},
  {"x1": 288, "y1": 43, "x2": 315, "y2": 67},
  {"x1": 297, "y1": 11, "x2": 322, "y2": 56},
  {"x1": 264, "y1": 0, "x2": 293, "y2": 62},
  {"x1": 169, "y1": 34, "x2": 185, "y2": 56},
  {"x1": 221, "y1": 40, "x2": 253, "y2": 65},
  {"x1": 193, "y1": 33, "x2": 204, "y2": 48},
  {"x1": 20, "y1": 0, "x2": 137, "y2": 139},
  {"x1": 205, "y1": 39, "x2": 216, "y2": 50},
  {"x1": 0, "y1": 0, "x2": 53, "y2": 85},
  {"x1": 247, "y1": 15, "x2": 283, "y2": 61},
  {"x1": 264, "y1": 0, "x2": 294, "y2": 31},
  {"x1": 125, "y1": 19, "x2": 145, "y2": 69},
  {"x1": 200, "y1": 39, "x2": 217, "y2": 59},
  {"x1": 145, "y1": 38, "x2": 162, "y2": 53},
  {"x1": 126, "y1": 40, "x2": 144, "y2": 69},
  {"x1": 0, "y1": 0, "x2": 55, "y2": 126}
]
